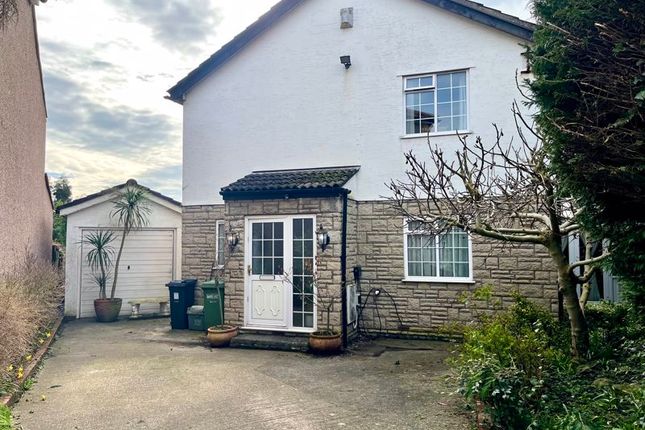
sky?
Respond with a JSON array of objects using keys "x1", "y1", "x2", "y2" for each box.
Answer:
[{"x1": 38, "y1": 0, "x2": 532, "y2": 201}]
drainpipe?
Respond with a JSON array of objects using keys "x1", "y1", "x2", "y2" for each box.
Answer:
[{"x1": 340, "y1": 190, "x2": 349, "y2": 348}]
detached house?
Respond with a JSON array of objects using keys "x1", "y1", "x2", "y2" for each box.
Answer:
[{"x1": 168, "y1": 0, "x2": 558, "y2": 345}]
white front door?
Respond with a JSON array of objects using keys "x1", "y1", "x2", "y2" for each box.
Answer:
[
  {"x1": 248, "y1": 220, "x2": 288, "y2": 327},
  {"x1": 245, "y1": 216, "x2": 316, "y2": 331}
]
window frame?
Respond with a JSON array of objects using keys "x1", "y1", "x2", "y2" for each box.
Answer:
[
  {"x1": 215, "y1": 220, "x2": 226, "y2": 269},
  {"x1": 402, "y1": 69, "x2": 470, "y2": 138},
  {"x1": 403, "y1": 221, "x2": 474, "y2": 283}
]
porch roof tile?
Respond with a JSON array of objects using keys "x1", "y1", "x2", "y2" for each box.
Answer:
[{"x1": 221, "y1": 166, "x2": 360, "y2": 195}]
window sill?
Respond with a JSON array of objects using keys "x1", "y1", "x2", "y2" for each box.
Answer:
[
  {"x1": 401, "y1": 130, "x2": 473, "y2": 139},
  {"x1": 402, "y1": 277, "x2": 475, "y2": 284}
]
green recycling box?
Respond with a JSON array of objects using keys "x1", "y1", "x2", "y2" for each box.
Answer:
[
  {"x1": 187, "y1": 306, "x2": 205, "y2": 331},
  {"x1": 201, "y1": 280, "x2": 225, "y2": 328}
]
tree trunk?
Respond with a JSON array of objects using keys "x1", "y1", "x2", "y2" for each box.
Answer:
[
  {"x1": 110, "y1": 227, "x2": 128, "y2": 300},
  {"x1": 548, "y1": 239, "x2": 589, "y2": 357},
  {"x1": 99, "y1": 254, "x2": 107, "y2": 300},
  {"x1": 559, "y1": 270, "x2": 589, "y2": 357}
]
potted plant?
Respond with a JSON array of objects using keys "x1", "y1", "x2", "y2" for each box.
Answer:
[
  {"x1": 284, "y1": 271, "x2": 342, "y2": 354},
  {"x1": 94, "y1": 181, "x2": 151, "y2": 322},
  {"x1": 205, "y1": 267, "x2": 238, "y2": 347},
  {"x1": 307, "y1": 292, "x2": 342, "y2": 354},
  {"x1": 84, "y1": 230, "x2": 116, "y2": 321}
]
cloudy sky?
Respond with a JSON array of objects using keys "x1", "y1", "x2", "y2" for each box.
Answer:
[{"x1": 39, "y1": 0, "x2": 532, "y2": 201}]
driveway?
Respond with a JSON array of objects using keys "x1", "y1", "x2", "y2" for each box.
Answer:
[{"x1": 12, "y1": 319, "x2": 468, "y2": 430}]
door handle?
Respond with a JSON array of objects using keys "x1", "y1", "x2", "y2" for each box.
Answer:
[{"x1": 247, "y1": 265, "x2": 251, "y2": 276}]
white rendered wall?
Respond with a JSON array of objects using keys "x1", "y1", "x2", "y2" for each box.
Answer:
[
  {"x1": 63, "y1": 195, "x2": 182, "y2": 318},
  {"x1": 182, "y1": 0, "x2": 530, "y2": 205}
]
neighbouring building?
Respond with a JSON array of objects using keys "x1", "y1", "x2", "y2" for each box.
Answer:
[
  {"x1": 0, "y1": 0, "x2": 52, "y2": 274},
  {"x1": 167, "y1": 0, "x2": 559, "y2": 344},
  {"x1": 58, "y1": 180, "x2": 182, "y2": 319}
]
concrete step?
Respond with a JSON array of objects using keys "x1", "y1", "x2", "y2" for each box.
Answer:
[{"x1": 230, "y1": 332, "x2": 309, "y2": 352}]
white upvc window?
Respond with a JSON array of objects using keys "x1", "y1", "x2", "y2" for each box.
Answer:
[
  {"x1": 404, "y1": 70, "x2": 468, "y2": 135},
  {"x1": 215, "y1": 221, "x2": 226, "y2": 268},
  {"x1": 404, "y1": 221, "x2": 473, "y2": 282}
]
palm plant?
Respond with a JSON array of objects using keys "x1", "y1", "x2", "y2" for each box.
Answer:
[
  {"x1": 84, "y1": 231, "x2": 116, "y2": 299},
  {"x1": 109, "y1": 184, "x2": 151, "y2": 299}
]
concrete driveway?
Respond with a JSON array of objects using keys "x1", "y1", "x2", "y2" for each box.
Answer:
[{"x1": 12, "y1": 319, "x2": 468, "y2": 430}]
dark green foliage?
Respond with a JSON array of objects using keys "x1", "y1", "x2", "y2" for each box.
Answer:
[
  {"x1": 454, "y1": 297, "x2": 570, "y2": 429},
  {"x1": 453, "y1": 299, "x2": 645, "y2": 429},
  {"x1": 52, "y1": 178, "x2": 72, "y2": 204},
  {"x1": 528, "y1": 0, "x2": 645, "y2": 308},
  {"x1": 51, "y1": 177, "x2": 72, "y2": 245},
  {"x1": 83, "y1": 231, "x2": 116, "y2": 300}
]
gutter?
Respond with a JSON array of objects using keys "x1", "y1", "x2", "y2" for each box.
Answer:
[
  {"x1": 221, "y1": 187, "x2": 348, "y2": 201},
  {"x1": 340, "y1": 191, "x2": 348, "y2": 348}
]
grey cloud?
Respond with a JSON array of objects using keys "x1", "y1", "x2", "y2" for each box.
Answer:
[
  {"x1": 41, "y1": 40, "x2": 126, "y2": 75},
  {"x1": 108, "y1": 0, "x2": 221, "y2": 54},
  {"x1": 137, "y1": 72, "x2": 174, "y2": 83},
  {"x1": 139, "y1": 164, "x2": 183, "y2": 201},
  {"x1": 43, "y1": 72, "x2": 179, "y2": 156}
]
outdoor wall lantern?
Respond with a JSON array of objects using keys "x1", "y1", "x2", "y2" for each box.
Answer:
[
  {"x1": 340, "y1": 55, "x2": 351, "y2": 69},
  {"x1": 226, "y1": 231, "x2": 239, "y2": 250},
  {"x1": 317, "y1": 224, "x2": 331, "y2": 251}
]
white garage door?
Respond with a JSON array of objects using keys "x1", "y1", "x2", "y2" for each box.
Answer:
[{"x1": 79, "y1": 229, "x2": 176, "y2": 318}]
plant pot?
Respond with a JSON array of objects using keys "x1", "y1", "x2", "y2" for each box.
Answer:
[
  {"x1": 206, "y1": 325, "x2": 238, "y2": 347},
  {"x1": 94, "y1": 298, "x2": 122, "y2": 322},
  {"x1": 309, "y1": 331, "x2": 342, "y2": 354}
]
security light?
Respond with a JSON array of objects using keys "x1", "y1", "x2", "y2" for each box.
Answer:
[
  {"x1": 340, "y1": 55, "x2": 351, "y2": 69},
  {"x1": 226, "y1": 231, "x2": 239, "y2": 249},
  {"x1": 316, "y1": 224, "x2": 331, "y2": 251}
]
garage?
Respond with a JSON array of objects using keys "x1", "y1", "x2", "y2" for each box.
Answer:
[{"x1": 59, "y1": 180, "x2": 182, "y2": 319}]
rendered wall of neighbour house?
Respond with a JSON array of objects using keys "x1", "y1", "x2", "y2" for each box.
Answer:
[
  {"x1": 181, "y1": 0, "x2": 530, "y2": 206},
  {"x1": 0, "y1": 1, "x2": 52, "y2": 274}
]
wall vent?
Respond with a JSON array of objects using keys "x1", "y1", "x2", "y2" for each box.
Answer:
[{"x1": 340, "y1": 7, "x2": 353, "y2": 29}]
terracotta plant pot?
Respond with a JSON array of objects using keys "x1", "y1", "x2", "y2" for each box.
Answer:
[
  {"x1": 94, "y1": 298, "x2": 122, "y2": 322},
  {"x1": 206, "y1": 325, "x2": 239, "y2": 347},
  {"x1": 309, "y1": 331, "x2": 342, "y2": 354}
]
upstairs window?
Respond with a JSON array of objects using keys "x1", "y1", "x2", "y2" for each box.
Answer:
[
  {"x1": 404, "y1": 70, "x2": 468, "y2": 135},
  {"x1": 404, "y1": 221, "x2": 472, "y2": 282}
]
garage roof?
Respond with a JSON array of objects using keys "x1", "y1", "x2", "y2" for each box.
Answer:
[{"x1": 57, "y1": 179, "x2": 181, "y2": 215}]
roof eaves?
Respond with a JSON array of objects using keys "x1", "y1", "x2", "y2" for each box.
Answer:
[
  {"x1": 166, "y1": 0, "x2": 306, "y2": 104},
  {"x1": 420, "y1": 0, "x2": 535, "y2": 40}
]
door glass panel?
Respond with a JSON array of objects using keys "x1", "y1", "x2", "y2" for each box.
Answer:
[
  {"x1": 274, "y1": 223, "x2": 283, "y2": 239},
  {"x1": 251, "y1": 222, "x2": 284, "y2": 275},
  {"x1": 274, "y1": 240, "x2": 283, "y2": 256},
  {"x1": 292, "y1": 218, "x2": 315, "y2": 328},
  {"x1": 252, "y1": 224, "x2": 262, "y2": 239}
]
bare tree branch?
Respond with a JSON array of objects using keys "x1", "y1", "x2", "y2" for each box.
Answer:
[{"x1": 568, "y1": 252, "x2": 610, "y2": 275}]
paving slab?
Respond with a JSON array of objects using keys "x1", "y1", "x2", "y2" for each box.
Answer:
[{"x1": 12, "y1": 318, "x2": 468, "y2": 430}]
